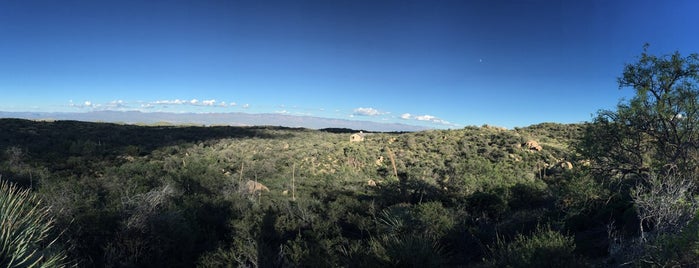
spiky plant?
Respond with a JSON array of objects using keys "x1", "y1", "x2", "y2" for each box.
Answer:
[{"x1": 0, "y1": 179, "x2": 69, "y2": 267}]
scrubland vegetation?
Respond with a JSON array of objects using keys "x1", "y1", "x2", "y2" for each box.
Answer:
[{"x1": 2, "y1": 48, "x2": 699, "y2": 267}]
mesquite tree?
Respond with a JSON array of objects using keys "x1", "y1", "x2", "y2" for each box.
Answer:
[
  {"x1": 581, "y1": 45, "x2": 699, "y2": 179},
  {"x1": 581, "y1": 46, "x2": 699, "y2": 264}
]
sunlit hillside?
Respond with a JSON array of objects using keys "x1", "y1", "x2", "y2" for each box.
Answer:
[{"x1": 1, "y1": 118, "x2": 593, "y2": 266}]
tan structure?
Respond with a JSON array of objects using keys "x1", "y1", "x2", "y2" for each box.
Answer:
[{"x1": 350, "y1": 131, "x2": 366, "y2": 142}]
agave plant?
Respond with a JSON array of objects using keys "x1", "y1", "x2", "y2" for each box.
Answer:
[{"x1": 0, "y1": 179, "x2": 69, "y2": 267}]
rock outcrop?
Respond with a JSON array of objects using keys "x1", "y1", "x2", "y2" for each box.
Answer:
[
  {"x1": 524, "y1": 140, "x2": 543, "y2": 151},
  {"x1": 561, "y1": 161, "x2": 573, "y2": 170}
]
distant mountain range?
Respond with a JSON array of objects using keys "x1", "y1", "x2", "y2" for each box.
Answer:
[{"x1": 0, "y1": 111, "x2": 431, "y2": 132}]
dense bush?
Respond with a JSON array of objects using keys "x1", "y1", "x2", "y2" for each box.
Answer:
[{"x1": 484, "y1": 226, "x2": 582, "y2": 268}]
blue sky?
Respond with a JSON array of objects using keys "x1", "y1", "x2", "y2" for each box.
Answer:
[{"x1": 1, "y1": 0, "x2": 698, "y2": 128}]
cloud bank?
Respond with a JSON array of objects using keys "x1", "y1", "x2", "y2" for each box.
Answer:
[
  {"x1": 399, "y1": 113, "x2": 454, "y2": 126},
  {"x1": 353, "y1": 107, "x2": 385, "y2": 116},
  {"x1": 64, "y1": 99, "x2": 457, "y2": 128}
]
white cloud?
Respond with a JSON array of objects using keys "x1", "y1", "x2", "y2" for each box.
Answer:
[
  {"x1": 151, "y1": 98, "x2": 227, "y2": 107},
  {"x1": 275, "y1": 110, "x2": 289, "y2": 114},
  {"x1": 69, "y1": 100, "x2": 96, "y2": 109},
  {"x1": 402, "y1": 113, "x2": 456, "y2": 126},
  {"x1": 415, "y1": 115, "x2": 436, "y2": 121},
  {"x1": 353, "y1": 107, "x2": 383, "y2": 116},
  {"x1": 67, "y1": 98, "x2": 245, "y2": 112},
  {"x1": 435, "y1": 119, "x2": 452, "y2": 125},
  {"x1": 105, "y1": 100, "x2": 127, "y2": 108},
  {"x1": 154, "y1": 99, "x2": 186, "y2": 105},
  {"x1": 242, "y1": 104, "x2": 250, "y2": 109}
]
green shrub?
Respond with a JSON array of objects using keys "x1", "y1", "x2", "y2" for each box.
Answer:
[
  {"x1": 0, "y1": 179, "x2": 69, "y2": 267},
  {"x1": 412, "y1": 202, "x2": 455, "y2": 238},
  {"x1": 622, "y1": 210, "x2": 699, "y2": 267},
  {"x1": 485, "y1": 226, "x2": 582, "y2": 268},
  {"x1": 508, "y1": 182, "x2": 550, "y2": 210},
  {"x1": 366, "y1": 233, "x2": 445, "y2": 268},
  {"x1": 467, "y1": 190, "x2": 508, "y2": 220}
]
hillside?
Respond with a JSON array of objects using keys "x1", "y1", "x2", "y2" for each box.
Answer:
[
  {"x1": 0, "y1": 119, "x2": 583, "y2": 198},
  {"x1": 1, "y1": 118, "x2": 601, "y2": 267}
]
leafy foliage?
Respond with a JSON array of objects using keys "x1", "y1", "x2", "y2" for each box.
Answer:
[
  {"x1": 0, "y1": 179, "x2": 69, "y2": 267},
  {"x1": 581, "y1": 45, "x2": 699, "y2": 179}
]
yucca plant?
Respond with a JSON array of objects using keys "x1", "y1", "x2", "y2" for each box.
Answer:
[{"x1": 0, "y1": 179, "x2": 69, "y2": 267}]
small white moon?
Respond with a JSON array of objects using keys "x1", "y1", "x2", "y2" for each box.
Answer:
[{"x1": 479, "y1": 59, "x2": 483, "y2": 63}]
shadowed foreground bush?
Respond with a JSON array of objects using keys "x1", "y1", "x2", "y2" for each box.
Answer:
[
  {"x1": 0, "y1": 179, "x2": 69, "y2": 267},
  {"x1": 484, "y1": 226, "x2": 583, "y2": 268}
]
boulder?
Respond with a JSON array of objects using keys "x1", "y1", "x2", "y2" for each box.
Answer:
[
  {"x1": 375, "y1": 156, "x2": 384, "y2": 166},
  {"x1": 578, "y1": 159, "x2": 591, "y2": 167},
  {"x1": 561, "y1": 161, "x2": 573, "y2": 170},
  {"x1": 524, "y1": 140, "x2": 543, "y2": 151}
]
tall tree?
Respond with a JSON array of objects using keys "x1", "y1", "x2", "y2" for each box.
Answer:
[
  {"x1": 581, "y1": 45, "x2": 699, "y2": 179},
  {"x1": 580, "y1": 46, "x2": 699, "y2": 265}
]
